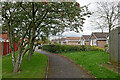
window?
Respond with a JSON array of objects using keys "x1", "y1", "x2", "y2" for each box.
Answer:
[{"x1": 93, "y1": 39, "x2": 97, "y2": 46}]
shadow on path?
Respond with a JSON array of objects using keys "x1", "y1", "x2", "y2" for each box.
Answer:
[{"x1": 35, "y1": 49, "x2": 92, "y2": 78}]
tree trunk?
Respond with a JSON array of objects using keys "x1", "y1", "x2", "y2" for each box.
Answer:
[
  {"x1": 28, "y1": 41, "x2": 34, "y2": 61},
  {"x1": 13, "y1": 47, "x2": 23, "y2": 73},
  {"x1": 28, "y1": 50, "x2": 31, "y2": 61}
]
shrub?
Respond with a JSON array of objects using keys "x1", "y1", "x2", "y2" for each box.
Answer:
[
  {"x1": 104, "y1": 44, "x2": 108, "y2": 48},
  {"x1": 42, "y1": 44, "x2": 104, "y2": 53},
  {"x1": 104, "y1": 47, "x2": 108, "y2": 52},
  {"x1": 42, "y1": 45, "x2": 86, "y2": 53},
  {"x1": 86, "y1": 46, "x2": 103, "y2": 51},
  {"x1": 38, "y1": 46, "x2": 42, "y2": 49},
  {"x1": 38, "y1": 42, "x2": 41, "y2": 45}
]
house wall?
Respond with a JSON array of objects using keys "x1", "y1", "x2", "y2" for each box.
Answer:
[
  {"x1": 68, "y1": 41, "x2": 79, "y2": 45},
  {"x1": 97, "y1": 40, "x2": 106, "y2": 48},
  {"x1": 85, "y1": 41, "x2": 90, "y2": 46},
  {"x1": 0, "y1": 33, "x2": 8, "y2": 40},
  {"x1": 90, "y1": 34, "x2": 96, "y2": 46},
  {"x1": 62, "y1": 42, "x2": 67, "y2": 45}
]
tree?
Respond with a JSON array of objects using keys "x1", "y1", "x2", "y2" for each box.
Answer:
[
  {"x1": 2, "y1": 2, "x2": 91, "y2": 73},
  {"x1": 2, "y1": 2, "x2": 32, "y2": 72},
  {"x1": 90, "y1": 1, "x2": 120, "y2": 51}
]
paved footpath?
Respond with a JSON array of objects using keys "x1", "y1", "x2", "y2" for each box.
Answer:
[{"x1": 35, "y1": 49, "x2": 92, "y2": 78}]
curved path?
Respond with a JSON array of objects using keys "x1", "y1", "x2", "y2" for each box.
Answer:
[{"x1": 35, "y1": 49, "x2": 92, "y2": 78}]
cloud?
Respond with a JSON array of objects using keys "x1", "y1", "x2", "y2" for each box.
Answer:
[{"x1": 62, "y1": 31, "x2": 82, "y2": 37}]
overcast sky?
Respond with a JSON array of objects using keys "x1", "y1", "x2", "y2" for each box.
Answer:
[
  {"x1": 50, "y1": 0, "x2": 118, "y2": 39},
  {"x1": 60, "y1": 0, "x2": 119, "y2": 39},
  {"x1": 1, "y1": 0, "x2": 119, "y2": 39}
]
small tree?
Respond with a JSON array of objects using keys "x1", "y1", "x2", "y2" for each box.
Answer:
[{"x1": 90, "y1": 1, "x2": 120, "y2": 51}]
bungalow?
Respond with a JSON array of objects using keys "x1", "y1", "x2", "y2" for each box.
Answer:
[
  {"x1": 81, "y1": 35, "x2": 90, "y2": 46},
  {"x1": 0, "y1": 33, "x2": 9, "y2": 42},
  {"x1": 89, "y1": 32, "x2": 109, "y2": 48},
  {"x1": 0, "y1": 33, "x2": 18, "y2": 56},
  {"x1": 54, "y1": 37, "x2": 81, "y2": 45},
  {"x1": 65, "y1": 37, "x2": 81, "y2": 45},
  {"x1": 0, "y1": 37, "x2": 5, "y2": 42}
]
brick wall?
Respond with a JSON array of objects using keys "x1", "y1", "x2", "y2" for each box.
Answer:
[
  {"x1": 85, "y1": 41, "x2": 90, "y2": 46},
  {"x1": 68, "y1": 41, "x2": 80, "y2": 45},
  {"x1": 97, "y1": 40, "x2": 106, "y2": 48}
]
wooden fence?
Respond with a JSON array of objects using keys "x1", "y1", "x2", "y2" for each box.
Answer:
[
  {"x1": 0, "y1": 42, "x2": 18, "y2": 56},
  {"x1": 110, "y1": 27, "x2": 120, "y2": 65}
]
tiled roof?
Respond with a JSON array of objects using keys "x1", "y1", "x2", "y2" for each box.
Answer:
[
  {"x1": 82, "y1": 35, "x2": 90, "y2": 41},
  {"x1": 93, "y1": 32, "x2": 109, "y2": 38},
  {"x1": 0, "y1": 33, "x2": 8, "y2": 40},
  {"x1": 0, "y1": 37, "x2": 5, "y2": 41},
  {"x1": 66, "y1": 37, "x2": 80, "y2": 41}
]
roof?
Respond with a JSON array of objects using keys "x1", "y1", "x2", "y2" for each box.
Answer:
[
  {"x1": 60, "y1": 38, "x2": 66, "y2": 41},
  {"x1": 89, "y1": 32, "x2": 109, "y2": 40},
  {"x1": 82, "y1": 35, "x2": 90, "y2": 41},
  {"x1": 93, "y1": 32, "x2": 109, "y2": 38},
  {"x1": 0, "y1": 33, "x2": 8, "y2": 40},
  {"x1": 66, "y1": 37, "x2": 80, "y2": 41},
  {"x1": 0, "y1": 37, "x2": 5, "y2": 41}
]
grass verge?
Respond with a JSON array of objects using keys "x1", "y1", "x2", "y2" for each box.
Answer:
[
  {"x1": 0, "y1": 56, "x2": 2, "y2": 79},
  {"x1": 61, "y1": 51, "x2": 120, "y2": 78},
  {"x1": 2, "y1": 52, "x2": 48, "y2": 78}
]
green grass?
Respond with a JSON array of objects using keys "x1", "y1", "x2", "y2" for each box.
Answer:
[
  {"x1": 61, "y1": 51, "x2": 120, "y2": 78},
  {"x1": 2, "y1": 52, "x2": 48, "y2": 78},
  {"x1": 0, "y1": 56, "x2": 2, "y2": 79}
]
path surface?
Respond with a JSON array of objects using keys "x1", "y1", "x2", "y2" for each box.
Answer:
[{"x1": 35, "y1": 49, "x2": 91, "y2": 78}]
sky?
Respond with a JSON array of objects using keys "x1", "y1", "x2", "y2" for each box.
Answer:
[
  {"x1": 50, "y1": 0, "x2": 118, "y2": 40},
  {"x1": 59, "y1": 0, "x2": 119, "y2": 39},
  {"x1": 0, "y1": 0, "x2": 119, "y2": 40}
]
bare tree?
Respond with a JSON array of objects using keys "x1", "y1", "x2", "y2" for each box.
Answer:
[{"x1": 90, "y1": 1, "x2": 120, "y2": 51}]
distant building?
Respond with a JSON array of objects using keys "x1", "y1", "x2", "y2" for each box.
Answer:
[
  {"x1": 51, "y1": 37, "x2": 81, "y2": 45},
  {"x1": 89, "y1": 32, "x2": 109, "y2": 48},
  {"x1": 65, "y1": 37, "x2": 81, "y2": 45},
  {"x1": 0, "y1": 33, "x2": 9, "y2": 42},
  {"x1": 81, "y1": 35, "x2": 90, "y2": 46}
]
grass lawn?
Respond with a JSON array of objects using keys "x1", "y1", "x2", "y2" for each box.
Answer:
[
  {"x1": 61, "y1": 51, "x2": 120, "y2": 78},
  {"x1": 0, "y1": 56, "x2": 2, "y2": 79},
  {"x1": 2, "y1": 52, "x2": 48, "y2": 78}
]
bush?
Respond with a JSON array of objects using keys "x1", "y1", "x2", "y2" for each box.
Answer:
[
  {"x1": 42, "y1": 44, "x2": 86, "y2": 53},
  {"x1": 38, "y1": 46, "x2": 42, "y2": 49},
  {"x1": 104, "y1": 44, "x2": 108, "y2": 48},
  {"x1": 104, "y1": 47, "x2": 108, "y2": 52},
  {"x1": 86, "y1": 46, "x2": 103, "y2": 51},
  {"x1": 42, "y1": 44, "x2": 104, "y2": 53}
]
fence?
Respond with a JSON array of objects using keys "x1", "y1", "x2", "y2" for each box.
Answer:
[
  {"x1": 110, "y1": 27, "x2": 120, "y2": 65},
  {"x1": 0, "y1": 42, "x2": 18, "y2": 56}
]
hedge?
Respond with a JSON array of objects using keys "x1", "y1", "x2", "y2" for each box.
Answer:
[
  {"x1": 86, "y1": 45, "x2": 103, "y2": 51},
  {"x1": 42, "y1": 45, "x2": 86, "y2": 53}
]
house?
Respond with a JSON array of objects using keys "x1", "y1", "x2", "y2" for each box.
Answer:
[
  {"x1": 0, "y1": 37, "x2": 5, "y2": 42},
  {"x1": 51, "y1": 39, "x2": 59, "y2": 44},
  {"x1": 0, "y1": 33, "x2": 18, "y2": 56},
  {"x1": 0, "y1": 33, "x2": 9, "y2": 42},
  {"x1": 52, "y1": 37, "x2": 81, "y2": 45},
  {"x1": 58, "y1": 38, "x2": 66, "y2": 45},
  {"x1": 89, "y1": 32, "x2": 109, "y2": 48},
  {"x1": 65, "y1": 37, "x2": 81, "y2": 45},
  {"x1": 81, "y1": 35, "x2": 90, "y2": 46}
]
